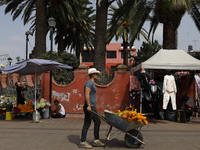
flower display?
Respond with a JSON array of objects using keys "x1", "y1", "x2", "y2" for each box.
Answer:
[
  {"x1": 175, "y1": 71, "x2": 190, "y2": 88},
  {"x1": 0, "y1": 96, "x2": 16, "y2": 107},
  {"x1": 35, "y1": 99, "x2": 51, "y2": 111},
  {"x1": 114, "y1": 108, "x2": 148, "y2": 125},
  {"x1": 175, "y1": 71, "x2": 190, "y2": 76},
  {"x1": 18, "y1": 101, "x2": 34, "y2": 112}
]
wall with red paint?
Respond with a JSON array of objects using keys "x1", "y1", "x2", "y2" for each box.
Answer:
[
  {"x1": 0, "y1": 69, "x2": 197, "y2": 114},
  {"x1": 41, "y1": 67, "x2": 131, "y2": 113}
]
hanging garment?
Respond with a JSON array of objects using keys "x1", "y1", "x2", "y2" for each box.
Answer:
[
  {"x1": 150, "y1": 84, "x2": 161, "y2": 101},
  {"x1": 195, "y1": 75, "x2": 200, "y2": 93},
  {"x1": 129, "y1": 76, "x2": 141, "y2": 91},
  {"x1": 163, "y1": 75, "x2": 177, "y2": 110},
  {"x1": 130, "y1": 90, "x2": 140, "y2": 107},
  {"x1": 139, "y1": 73, "x2": 150, "y2": 91}
]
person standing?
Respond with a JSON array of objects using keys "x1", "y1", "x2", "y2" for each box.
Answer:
[
  {"x1": 14, "y1": 74, "x2": 27, "y2": 117},
  {"x1": 15, "y1": 75, "x2": 27, "y2": 106},
  {"x1": 79, "y1": 68, "x2": 105, "y2": 149}
]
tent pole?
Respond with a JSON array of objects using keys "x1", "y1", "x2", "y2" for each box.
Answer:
[
  {"x1": 35, "y1": 65, "x2": 36, "y2": 111},
  {"x1": 140, "y1": 87, "x2": 142, "y2": 113}
]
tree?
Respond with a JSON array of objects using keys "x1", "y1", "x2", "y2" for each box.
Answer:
[
  {"x1": 16, "y1": 56, "x2": 21, "y2": 62},
  {"x1": 0, "y1": 0, "x2": 46, "y2": 58},
  {"x1": 0, "y1": 0, "x2": 91, "y2": 58},
  {"x1": 62, "y1": 0, "x2": 95, "y2": 61},
  {"x1": 149, "y1": 0, "x2": 200, "y2": 49},
  {"x1": 133, "y1": 40, "x2": 162, "y2": 67},
  {"x1": 39, "y1": 51, "x2": 79, "y2": 84},
  {"x1": 116, "y1": 0, "x2": 200, "y2": 49},
  {"x1": 93, "y1": 0, "x2": 115, "y2": 73},
  {"x1": 107, "y1": 0, "x2": 150, "y2": 66}
]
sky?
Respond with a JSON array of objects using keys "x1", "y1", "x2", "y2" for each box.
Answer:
[{"x1": 1, "y1": 3, "x2": 200, "y2": 66}]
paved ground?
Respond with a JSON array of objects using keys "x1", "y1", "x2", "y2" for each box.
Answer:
[{"x1": 0, "y1": 115, "x2": 200, "y2": 150}]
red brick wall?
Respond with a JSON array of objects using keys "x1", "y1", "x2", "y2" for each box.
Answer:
[
  {"x1": 0, "y1": 71, "x2": 197, "y2": 113},
  {"x1": 41, "y1": 70, "x2": 131, "y2": 113}
]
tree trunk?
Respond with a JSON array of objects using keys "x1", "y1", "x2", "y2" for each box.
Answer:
[
  {"x1": 94, "y1": 0, "x2": 108, "y2": 72},
  {"x1": 122, "y1": 35, "x2": 128, "y2": 66},
  {"x1": 35, "y1": 0, "x2": 46, "y2": 58},
  {"x1": 57, "y1": 28, "x2": 64, "y2": 55},
  {"x1": 163, "y1": 21, "x2": 177, "y2": 49},
  {"x1": 76, "y1": 50, "x2": 80, "y2": 64}
]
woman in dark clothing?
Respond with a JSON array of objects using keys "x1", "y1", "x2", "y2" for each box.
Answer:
[{"x1": 15, "y1": 75, "x2": 27, "y2": 106}]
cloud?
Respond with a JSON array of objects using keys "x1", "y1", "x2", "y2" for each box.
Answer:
[{"x1": 10, "y1": 35, "x2": 24, "y2": 42}]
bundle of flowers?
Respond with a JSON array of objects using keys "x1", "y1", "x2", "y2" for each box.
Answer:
[
  {"x1": 114, "y1": 107, "x2": 148, "y2": 125},
  {"x1": 0, "y1": 96, "x2": 16, "y2": 107},
  {"x1": 175, "y1": 71, "x2": 190, "y2": 76},
  {"x1": 175, "y1": 71, "x2": 190, "y2": 88},
  {"x1": 0, "y1": 108, "x2": 6, "y2": 115},
  {"x1": 36, "y1": 98, "x2": 51, "y2": 110},
  {"x1": 18, "y1": 101, "x2": 34, "y2": 112}
]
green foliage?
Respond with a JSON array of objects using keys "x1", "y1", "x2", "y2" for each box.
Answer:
[
  {"x1": 193, "y1": 52, "x2": 200, "y2": 60},
  {"x1": 16, "y1": 56, "x2": 21, "y2": 62},
  {"x1": 39, "y1": 51, "x2": 79, "y2": 85},
  {"x1": 133, "y1": 40, "x2": 162, "y2": 67}
]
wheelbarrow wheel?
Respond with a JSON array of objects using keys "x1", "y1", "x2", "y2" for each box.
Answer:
[{"x1": 125, "y1": 129, "x2": 143, "y2": 148}]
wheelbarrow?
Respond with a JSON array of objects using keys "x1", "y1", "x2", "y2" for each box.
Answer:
[{"x1": 90, "y1": 109, "x2": 145, "y2": 148}]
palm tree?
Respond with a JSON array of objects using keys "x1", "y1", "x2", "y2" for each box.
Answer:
[
  {"x1": 93, "y1": 0, "x2": 115, "y2": 73},
  {"x1": 0, "y1": 0, "x2": 85, "y2": 57},
  {"x1": 47, "y1": 0, "x2": 81, "y2": 55},
  {"x1": 149, "y1": 0, "x2": 200, "y2": 49},
  {"x1": 63, "y1": 0, "x2": 95, "y2": 61},
  {"x1": 107, "y1": 0, "x2": 150, "y2": 66},
  {"x1": 0, "y1": 0, "x2": 47, "y2": 57},
  {"x1": 116, "y1": 0, "x2": 200, "y2": 49},
  {"x1": 35, "y1": 0, "x2": 46, "y2": 58}
]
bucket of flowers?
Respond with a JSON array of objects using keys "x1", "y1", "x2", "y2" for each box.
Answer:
[
  {"x1": 35, "y1": 98, "x2": 51, "y2": 118},
  {"x1": 0, "y1": 96, "x2": 16, "y2": 111}
]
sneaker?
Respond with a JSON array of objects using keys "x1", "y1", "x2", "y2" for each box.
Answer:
[
  {"x1": 92, "y1": 140, "x2": 105, "y2": 147},
  {"x1": 78, "y1": 141, "x2": 92, "y2": 149}
]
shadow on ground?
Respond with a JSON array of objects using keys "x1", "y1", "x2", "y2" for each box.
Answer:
[{"x1": 67, "y1": 135, "x2": 130, "y2": 149}]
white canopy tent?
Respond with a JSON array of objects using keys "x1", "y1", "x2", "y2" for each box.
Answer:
[
  {"x1": 134, "y1": 49, "x2": 200, "y2": 72},
  {"x1": 133, "y1": 49, "x2": 200, "y2": 114}
]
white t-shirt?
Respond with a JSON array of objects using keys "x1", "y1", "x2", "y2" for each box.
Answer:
[{"x1": 58, "y1": 104, "x2": 65, "y2": 115}]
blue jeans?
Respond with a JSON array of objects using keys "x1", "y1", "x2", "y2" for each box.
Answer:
[{"x1": 81, "y1": 105, "x2": 101, "y2": 142}]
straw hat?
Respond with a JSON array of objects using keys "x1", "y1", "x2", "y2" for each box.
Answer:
[{"x1": 86, "y1": 68, "x2": 101, "y2": 77}]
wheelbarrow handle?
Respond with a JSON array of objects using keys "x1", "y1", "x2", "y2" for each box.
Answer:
[{"x1": 90, "y1": 110, "x2": 107, "y2": 122}]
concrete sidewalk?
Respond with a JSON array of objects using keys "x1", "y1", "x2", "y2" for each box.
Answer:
[{"x1": 0, "y1": 116, "x2": 200, "y2": 150}]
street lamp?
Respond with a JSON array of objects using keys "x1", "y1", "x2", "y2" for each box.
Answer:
[
  {"x1": 25, "y1": 29, "x2": 34, "y2": 60},
  {"x1": 48, "y1": 17, "x2": 56, "y2": 118},
  {"x1": 7, "y1": 57, "x2": 12, "y2": 66}
]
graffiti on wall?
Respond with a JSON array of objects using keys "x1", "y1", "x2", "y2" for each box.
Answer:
[{"x1": 52, "y1": 91, "x2": 71, "y2": 102}]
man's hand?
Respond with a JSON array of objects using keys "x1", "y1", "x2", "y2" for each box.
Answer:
[{"x1": 87, "y1": 106, "x2": 91, "y2": 112}]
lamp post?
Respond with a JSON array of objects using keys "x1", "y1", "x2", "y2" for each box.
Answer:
[
  {"x1": 7, "y1": 57, "x2": 12, "y2": 66},
  {"x1": 25, "y1": 29, "x2": 34, "y2": 60},
  {"x1": 48, "y1": 17, "x2": 56, "y2": 118}
]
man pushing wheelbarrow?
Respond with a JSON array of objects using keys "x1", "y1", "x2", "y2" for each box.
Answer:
[
  {"x1": 79, "y1": 68, "x2": 105, "y2": 149},
  {"x1": 79, "y1": 68, "x2": 147, "y2": 149}
]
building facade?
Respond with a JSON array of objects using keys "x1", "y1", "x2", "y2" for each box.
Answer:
[{"x1": 80, "y1": 43, "x2": 136, "y2": 69}]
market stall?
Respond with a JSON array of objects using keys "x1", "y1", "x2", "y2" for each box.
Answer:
[
  {"x1": 1, "y1": 59, "x2": 72, "y2": 121},
  {"x1": 0, "y1": 95, "x2": 51, "y2": 120},
  {"x1": 133, "y1": 49, "x2": 200, "y2": 121}
]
